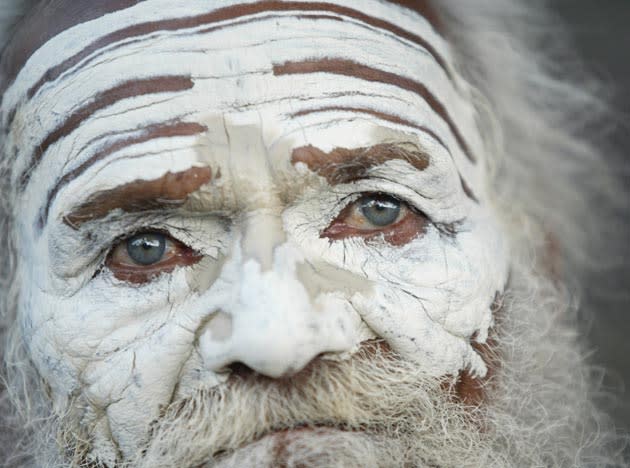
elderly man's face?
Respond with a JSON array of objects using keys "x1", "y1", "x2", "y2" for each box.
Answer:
[{"x1": 3, "y1": 1, "x2": 508, "y2": 465}]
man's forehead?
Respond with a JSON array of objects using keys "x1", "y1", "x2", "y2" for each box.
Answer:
[
  {"x1": 1, "y1": 0, "x2": 442, "y2": 90},
  {"x1": 1, "y1": 0, "x2": 484, "y2": 235}
]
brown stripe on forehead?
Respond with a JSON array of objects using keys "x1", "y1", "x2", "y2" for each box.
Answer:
[
  {"x1": 63, "y1": 166, "x2": 212, "y2": 230},
  {"x1": 39, "y1": 120, "x2": 206, "y2": 229},
  {"x1": 274, "y1": 59, "x2": 476, "y2": 163},
  {"x1": 291, "y1": 143, "x2": 429, "y2": 185},
  {"x1": 0, "y1": 0, "x2": 143, "y2": 92},
  {"x1": 3, "y1": 1, "x2": 451, "y2": 103},
  {"x1": 292, "y1": 106, "x2": 449, "y2": 153},
  {"x1": 19, "y1": 75, "x2": 193, "y2": 188}
]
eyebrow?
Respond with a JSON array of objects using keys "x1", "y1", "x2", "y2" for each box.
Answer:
[
  {"x1": 38, "y1": 120, "x2": 207, "y2": 229},
  {"x1": 292, "y1": 143, "x2": 480, "y2": 203},
  {"x1": 62, "y1": 166, "x2": 212, "y2": 229},
  {"x1": 291, "y1": 143, "x2": 430, "y2": 185}
]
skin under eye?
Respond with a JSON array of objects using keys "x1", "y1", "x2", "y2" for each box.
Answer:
[
  {"x1": 322, "y1": 193, "x2": 428, "y2": 246},
  {"x1": 106, "y1": 231, "x2": 202, "y2": 284}
]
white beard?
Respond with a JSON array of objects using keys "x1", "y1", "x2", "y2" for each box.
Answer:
[{"x1": 1, "y1": 251, "x2": 624, "y2": 467}]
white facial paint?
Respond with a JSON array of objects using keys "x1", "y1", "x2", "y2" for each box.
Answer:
[{"x1": 4, "y1": 0, "x2": 509, "y2": 462}]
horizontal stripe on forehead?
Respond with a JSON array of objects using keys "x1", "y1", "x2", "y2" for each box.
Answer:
[
  {"x1": 19, "y1": 76, "x2": 194, "y2": 188},
  {"x1": 275, "y1": 59, "x2": 475, "y2": 162},
  {"x1": 291, "y1": 106, "x2": 449, "y2": 152},
  {"x1": 0, "y1": 1, "x2": 444, "y2": 98}
]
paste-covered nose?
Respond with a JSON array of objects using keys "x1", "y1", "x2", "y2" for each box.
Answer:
[{"x1": 197, "y1": 242, "x2": 358, "y2": 378}]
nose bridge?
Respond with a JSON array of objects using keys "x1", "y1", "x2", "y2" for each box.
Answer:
[
  {"x1": 196, "y1": 116, "x2": 357, "y2": 377},
  {"x1": 198, "y1": 242, "x2": 357, "y2": 378},
  {"x1": 240, "y1": 209, "x2": 285, "y2": 272},
  {"x1": 222, "y1": 116, "x2": 287, "y2": 271}
]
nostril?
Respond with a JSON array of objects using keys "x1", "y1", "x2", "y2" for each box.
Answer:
[{"x1": 227, "y1": 361, "x2": 256, "y2": 380}]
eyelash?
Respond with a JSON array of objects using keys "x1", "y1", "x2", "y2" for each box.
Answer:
[
  {"x1": 98, "y1": 189, "x2": 433, "y2": 286},
  {"x1": 323, "y1": 192, "x2": 428, "y2": 243},
  {"x1": 104, "y1": 229, "x2": 202, "y2": 285}
]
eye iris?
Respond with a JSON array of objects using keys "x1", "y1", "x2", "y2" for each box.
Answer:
[
  {"x1": 126, "y1": 233, "x2": 167, "y2": 265},
  {"x1": 360, "y1": 195, "x2": 401, "y2": 227}
]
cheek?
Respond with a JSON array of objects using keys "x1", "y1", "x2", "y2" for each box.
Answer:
[
  {"x1": 18, "y1": 265, "x2": 194, "y2": 401},
  {"x1": 289, "y1": 205, "x2": 508, "y2": 377}
]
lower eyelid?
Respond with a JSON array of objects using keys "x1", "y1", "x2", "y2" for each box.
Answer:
[{"x1": 105, "y1": 233, "x2": 202, "y2": 284}]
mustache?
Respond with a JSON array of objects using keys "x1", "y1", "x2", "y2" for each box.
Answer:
[{"x1": 137, "y1": 341, "x2": 482, "y2": 467}]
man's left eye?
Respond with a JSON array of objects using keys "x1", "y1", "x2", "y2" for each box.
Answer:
[
  {"x1": 358, "y1": 195, "x2": 402, "y2": 227},
  {"x1": 322, "y1": 193, "x2": 428, "y2": 245},
  {"x1": 106, "y1": 231, "x2": 202, "y2": 284}
]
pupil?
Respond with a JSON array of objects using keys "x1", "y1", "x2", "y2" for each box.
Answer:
[
  {"x1": 360, "y1": 195, "x2": 401, "y2": 227},
  {"x1": 127, "y1": 233, "x2": 167, "y2": 265}
]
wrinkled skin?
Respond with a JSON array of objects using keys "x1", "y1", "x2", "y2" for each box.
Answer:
[{"x1": 4, "y1": 1, "x2": 620, "y2": 467}]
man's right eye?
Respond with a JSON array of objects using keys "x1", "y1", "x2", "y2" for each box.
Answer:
[{"x1": 106, "y1": 231, "x2": 202, "y2": 284}]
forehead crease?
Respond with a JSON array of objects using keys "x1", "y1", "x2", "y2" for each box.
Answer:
[
  {"x1": 20, "y1": 76, "x2": 194, "y2": 189},
  {"x1": 0, "y1": 0, "x2": 141, "y2": 90},
  {"x1": 2, "y1": 1, "x2": 445, "y2": 95}
]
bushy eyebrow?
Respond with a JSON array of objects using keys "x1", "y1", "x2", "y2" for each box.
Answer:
[
  {"x1": 62, "y1": 166, "x2": 212, "y2": 229},
  {"x1": 291, "y1": 143, "x2": 430, "y2": 185},
  {"x1": 291, "y1": 142, "x2": 480, "y2": 204}
]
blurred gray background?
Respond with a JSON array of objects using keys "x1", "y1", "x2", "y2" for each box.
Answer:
[{"x1": 553, "y1": 0, "x2": 630, "y2": 436}]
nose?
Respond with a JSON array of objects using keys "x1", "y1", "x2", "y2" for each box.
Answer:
[{"x1": 197, "y1": 232, "x2": 359, "y2": 378}]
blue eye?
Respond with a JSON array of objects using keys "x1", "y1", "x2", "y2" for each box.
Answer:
[
  {"x1": 126, "y1": 232, "x2": 167, "y2": 265},
  {"x1": 359, "y1": 194, "x2": 401, "y2": 227}
]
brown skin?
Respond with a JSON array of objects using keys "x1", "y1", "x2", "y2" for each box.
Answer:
[
  {"x1": 292, "y1": 143, "x2": 431, "y2": 246},
  {"x1": 20, "y1": 76, "x2": 195, "y2": 188},
  {"x1": 0, "y1": 1, "x2": 446, "y2": 97},
  {"x1": 386, "y1": 0, "x2": 444, "y2": 31},
  {"x1": 0, "y1": 0, "x2": 142, "y2": 92},
  {"x1": 452, "y1": 292, "x2": 503, "y2": 406},
  {"x1": 322, "y1": 200, "x2": 428, "y2": 247}
]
